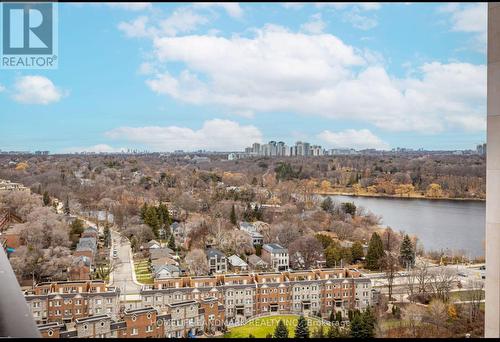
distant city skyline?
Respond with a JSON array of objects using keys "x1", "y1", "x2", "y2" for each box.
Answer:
[{"x1": 0, "y1": 3, "x2": 487, "y2": 153}]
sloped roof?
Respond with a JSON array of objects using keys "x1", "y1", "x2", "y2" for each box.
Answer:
[{"x1": 228, "y1": 255, "x2": 248, "y2": 268}]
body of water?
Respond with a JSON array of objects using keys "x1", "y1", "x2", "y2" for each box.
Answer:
[{"x1": 329, "y1": 195, "x2": 486, "y2": 258}]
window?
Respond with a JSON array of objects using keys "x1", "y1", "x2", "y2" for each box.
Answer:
[
  {"x1": 33, "y1": 302, "x2": 41, "y2": 308},
  {"x1": 83, "y1": 324, "x2": 88, "y2": 330},
  {"x1": 146, "y1": 325, "x2": 153, "y2": 332},
  {"x1": 147, "y1": 312, "x2": 152, "y2": 319},
  {"x1": 107, "y1": 298, "x2": 113, "y2": 304},
  {"x1": 100, "y1": 321, "x2": 106, "y2": 327},
  {"x1": 132, "y1": 315, "x2": 137, "y2": 322},
  {"x1": 47, "y1": 330, "x2": 53, "y2": 337},
  {"x1": 95, "y1": 299, "x2": 102, "y2": 305},
  {"x1": 131, "y1": 328, "x2": 138, "y2": 336}
]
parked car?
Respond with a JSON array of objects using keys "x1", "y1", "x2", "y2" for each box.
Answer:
[{"x1": 113, "y1": 249, "x2": 118, "y2": 258}]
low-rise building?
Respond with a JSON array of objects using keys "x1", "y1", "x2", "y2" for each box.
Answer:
[
  {"x1": 206, "y1": 248, "x2": 227, "y2": 274},
  {"x1": 261, "y1": 243, "x2": 289, "y2": 272},
  {"x1": 227, "y1": 255, "x2": 248, "y2": 272}
]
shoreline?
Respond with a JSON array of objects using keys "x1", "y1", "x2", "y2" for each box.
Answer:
[{"x1": 315, "y1": 190, "x2": 485, "y2": 202}]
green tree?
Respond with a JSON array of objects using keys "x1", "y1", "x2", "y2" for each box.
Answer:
[
  {"x1": 351, "y1": 241, "x2": 364, "y2": 261},
  {"x1": 157, "y1": 203, "x2": 171, "y2": 226},
  {"x1": 325, "y1": 242, "x2": 352, "y2": 267},
  {"x1": 230, "y1": 204, "x2": 237, "y2": 225},
  {"x1": 140, "y1": 202, "x2": 148, "y2": 220},
  {"x1": 42, "y1": 191, "x2": 50, "y2": 206},
  {"x1": 294, "y1": 316, "x2": 309, "y2": 338},
  {"x1": 341, "y1": 202, "x2": 356, "y2": 216},
  {"x1": 349, "y1": 312, "x2": 364, "y2": 338},
  {"x1": 144, "y1": 206, "x2": 160, "y2": 238},
  {"x1": 365, "y1": 232, "x2": 384, "y2": 270},
  {"x1": 328, "y1": 326, "x2": 342, "y2": 338},
  {"x1": 69, "y1": 219, "x2": 84, "y2": 248},
  {"x1": 321, "y1": 197, "x2": 333, "y2": 212},
  {"x1": 400, "y1": 234, "x2": 415, "y2": 268},
  {"x1": 255, "y1": 244, "x2": 262, "y2": 256},
  {"x1": 63, "y1": 196, "x2": 70, "y2": 215},
  {"x1": 274, "y1": 319, "x2": 289, "y2": 338},
  {"x1": 168, "y1": 234, "x2": 176, "y2": 251},
  {"x1": 103, "y1": 225, "x2": 111, "y2": 248},
  {"x1": 336, "y1": 311, "x2": 343, "y2": 323},
  {"x1": 315, "y1": 234, "x2": 334, "y2": 250},
  {"x1": 329, "y1": 310, "x2": 336, "y2": 322}
]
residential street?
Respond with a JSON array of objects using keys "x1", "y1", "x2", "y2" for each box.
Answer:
[{"x1": 109, "y1": 229, "x2": 141, "y2": 301}]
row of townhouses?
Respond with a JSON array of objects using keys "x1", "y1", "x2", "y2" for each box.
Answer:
[{"x1": 24, "y1": 268, "x2": 373, "y2": 338}]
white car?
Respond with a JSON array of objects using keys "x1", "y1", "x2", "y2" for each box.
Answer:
[{"x1": 112, "y1": 250, "x2": 118, "y2": 258}]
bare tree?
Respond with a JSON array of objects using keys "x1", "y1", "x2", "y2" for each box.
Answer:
[
  {"x1": 185, "y1": 248, "x2": 209, "y2": 276},
  {"x1": 403, "y1": 303, "x2": 425, "y2": 337},
  {"x1": 428, "y1": 266, "x2": 457, "y2": 302}
]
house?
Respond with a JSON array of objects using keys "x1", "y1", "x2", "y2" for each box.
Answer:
[
  {"x1": 171, "y1": 222, "x2": 185, "y2": 238},
  {"x1": 147, "y1": 240, "x2": 161, "y2": 250},
  {"x1": 227, "y1": 255, "x2": 248, "y2": 272},
  {"x1": 247, "y1": 254, "x2": 268, "y2": 271},
  {"x1": 152, "y1": 264, "x2": 181, "y2": 279},
  {"x1": 206, "y1": 248, "x2": 227, "y2": 274},
  {"x1": 261, "y1": 243, "x2": 289, "y2": 272},
  {"x1": 149, "y1": 247, "x2": 175, "y2": 261},
  {"x1": 81, "y1": 227, "x2": 98, "y2": 239},
  {"x1": 150, "y1": 256, "x2": 178, "y2": 268},
  {"x1": 239, "y1": 221, "x2": 263, "y2": 246},
  {"x1": 76, "y1": 237, "x2": 97, "y2": 256},
  {"x1": 68, "y1": 256, "x2": 91, "y2": 281}
]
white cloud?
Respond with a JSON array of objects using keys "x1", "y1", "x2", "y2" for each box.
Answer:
[
  {"x1": 106, "y1": 3, "x2": 152, "y2": 11},
  {"x1": 12, "y1": 76, "x2": 64, "y2": 105},
  {"x1": 0, "y1": 83, "x2": 5, "y2": 92},
  {"x1": 193, "y1": 3, "x2": 243, "y2": 18},
  {"x1": 318, "y1": 129, "x2": 389, "y2": 150},
  {"x1": 118, "y1": 8, "x2": 209, "y2": 38},
  {"x1": 438, "y1": 3, "x2": 487, "y2": 53},
  {"x1": 63, "y1": 144, "x2": 127, "y2": 153},
  {"x1": 282, "y1": 3, "x2": 305, "y2": 10},
  {"x1": 138, "y1": 25, "x2": 485, "y2": 133},
  {"x1": 343, "y1": 9, "x2": 378, "y2": 30},
  {"x1": 316, "y1": 2, "x2": 381, "y2": 11},
  {"x1": 105, "y1": 119, "x2": 262, "y2": 152},
  {"x1": 301, "y1": 13, "x2": 326, "y2": 34}
]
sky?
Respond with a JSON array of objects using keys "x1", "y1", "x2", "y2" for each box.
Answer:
[{"x1": 0, "y1": 2, "x2": 488, "y2": 153}]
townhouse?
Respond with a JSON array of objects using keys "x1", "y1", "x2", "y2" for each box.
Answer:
[
  {"x1": 30, "y1": 268, "x2": 372, "y2": 338},
  {"x1": 23, "y1": 280, "x2": 120, "y2": 325}
]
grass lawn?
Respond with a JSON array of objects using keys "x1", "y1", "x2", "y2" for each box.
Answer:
[
  {"x1": 450, "y1": 290, "x2": 485, "y2": 302},
  {"x1": 223, "y1": 315, "x2": 332, "y2": 338},
  {"x1": 133, "y1": 259, "x2": 154, "y2": 284}
]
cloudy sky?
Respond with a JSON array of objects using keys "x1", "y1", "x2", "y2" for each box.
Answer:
[{"x1": 0, "y1": 2, "x2": 487, "y2": 152}]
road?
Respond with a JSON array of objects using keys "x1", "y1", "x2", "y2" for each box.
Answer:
[{"x1": 109, "y1": 229, "x2": 141, "y2": 300}]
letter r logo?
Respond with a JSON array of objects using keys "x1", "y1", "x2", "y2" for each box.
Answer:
[{"x1": 2, "y1": 2, "x2": 53, "y2": 55}]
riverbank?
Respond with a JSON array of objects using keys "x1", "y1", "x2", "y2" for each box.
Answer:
[{"x1": 315, "y1": 190, "x2": 485, "y2": 202}]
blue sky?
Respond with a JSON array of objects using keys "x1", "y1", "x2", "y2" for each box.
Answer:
[{"x1": 0, "y1": 2, "x2": 487, "y2": 153}]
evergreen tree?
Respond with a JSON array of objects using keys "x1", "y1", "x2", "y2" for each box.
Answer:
[
  {"x1": 42, "y1": 191, "x2": 50, "y2": 206},
  {"x1": 351, "y1": 241, "x2": 364, "y2": 261},
  {"x1": 329, "y1": 310, "x2": 336, "y2": 322},
  {"x1": 399, "y1": 234, "x2": 415, "y2": 268},
  {"x1": 349, "y1": 312, "x2": 364, "y2": 338},
  {"x1": 140, "y1": 203, "x2": 148, "y2": 220},
  {"x1": 341, "y1": 202, "x2": 356, "y2": 216},
  {"x1": 69, "y1": 219, "x2": 84, "y2": 248},
  {"x1": 335, "y1": 311, "x2": 343, "y2": 323},
  {"x1": 230, "y1": 204, "x2": 237, "y2": 225},
  {"x1": 361, "y1": 307, "x2": 376, "y2": 338},
  {"x1": 158, "y1": 203, "x2": 171, "y2": 226},
  {"x1": 144, "y1": 206, "x2": 160, "y2": 238},
  {"x1": 64, "y1": 196, "x2": 70, "y2": 215},
  {"x1": 274, "y1": 319, "x2": 289, "y2": 338},
  {"x1": 321, "y1": 197, "x2": 333, "y2": 212},
  {"x1": 365, "y1": 232, "x2": 384, "y2": 270},
  {"x1": 168, "y1": 234, "x2": 176, "y2": 250},
  {"x1": 103, "y1": 225, "x2": 111, "y2": 248},
  {"x1": 294, "y1": 316, "x2": 309, "y2": 338}
]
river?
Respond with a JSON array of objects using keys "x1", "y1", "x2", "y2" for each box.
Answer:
[{"x1": 329, "y1": 195, "x2": 486, "y2": 259}]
